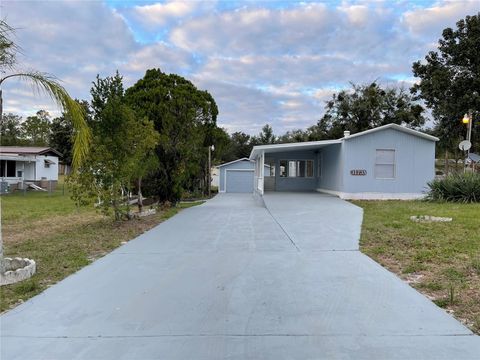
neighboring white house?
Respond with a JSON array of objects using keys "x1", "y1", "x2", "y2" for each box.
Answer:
[{"x1": 0, "y1": 146, "x2": 61, "y2": 191}]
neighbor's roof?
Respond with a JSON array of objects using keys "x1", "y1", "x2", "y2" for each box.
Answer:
[
  {"x1": 249, "y1": 124, "x2": 438, "y2": 159},
  {"x1": 0, "y1": 146, "x2": 62, "y2": 157}
]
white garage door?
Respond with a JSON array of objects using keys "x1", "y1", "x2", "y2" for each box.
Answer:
[{"x1": 226, "y1": 170, "x2": 254, "y2": 193}]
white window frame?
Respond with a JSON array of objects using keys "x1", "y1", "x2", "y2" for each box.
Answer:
[{"x1": 375, "y1": 149, "x2": 396, "y2": 180}]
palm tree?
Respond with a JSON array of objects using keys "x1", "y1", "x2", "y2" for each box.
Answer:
[{"x1": 0, "y1": 20, "x2": 91, "y2": 275}]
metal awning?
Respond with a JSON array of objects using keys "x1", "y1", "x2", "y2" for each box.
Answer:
[{"x1": 44, "y1": 159, "x2": 56, "y2": 165}]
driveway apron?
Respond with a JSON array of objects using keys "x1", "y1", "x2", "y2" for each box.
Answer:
[{"x1": 2, "y1": 193, "x2": 480, "y2": 359}]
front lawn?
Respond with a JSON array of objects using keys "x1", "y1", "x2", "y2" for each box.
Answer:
[
  {"x1": 355, "y1": 200, "x2": 480, "y2": 334},
  {"x1": 1, "y1": 184, "x2": 203, "y2": 312}
]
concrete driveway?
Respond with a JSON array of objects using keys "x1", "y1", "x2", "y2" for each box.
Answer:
[{"x1": 2, "y1": 193, "x2": 480, "y2": 359}]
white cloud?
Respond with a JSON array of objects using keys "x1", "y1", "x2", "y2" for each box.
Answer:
[
  {"x1": 2, "y1": 0, "x2": 474, "y2": 134},
  {"x1": 133, "y1": 1, "x2": 199, "y2": 27},
  {"x1": 170, "y1": 3, "x2": 336, "y2": 56},
  {"x1": 403, "y1": 1, "x2": 479, "y2": 38}
]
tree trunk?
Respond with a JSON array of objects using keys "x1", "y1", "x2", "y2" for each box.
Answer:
[{"x1": 138, "y1": 177, "x2": 143, "y2": 213}]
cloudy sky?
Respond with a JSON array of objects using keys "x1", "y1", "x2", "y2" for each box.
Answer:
[{"x1": 2, "y1": 0, "x2": 479, "y2": 134}]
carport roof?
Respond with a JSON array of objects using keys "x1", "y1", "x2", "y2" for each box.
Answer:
[{"x1": 249, "y1": 139, "x2": 342, "y2": 159}]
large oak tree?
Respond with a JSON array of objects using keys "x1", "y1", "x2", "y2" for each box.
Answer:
[{"x1": 412, "y1": 13, "x2": 480, "y2": 155}]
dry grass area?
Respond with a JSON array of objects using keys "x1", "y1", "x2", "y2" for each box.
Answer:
[
  {"x1": 354, "y1": 200, "x2": 480, "y2": 334},
  {"x1": 0, "y1": 185, "x2": 203, "y2": 312}
]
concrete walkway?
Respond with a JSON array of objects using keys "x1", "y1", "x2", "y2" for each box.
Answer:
[{"x1": 2, "y1": 193, "x2": 480, "y2": 359}]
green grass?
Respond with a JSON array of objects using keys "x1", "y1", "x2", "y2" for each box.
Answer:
[
  {"x1": 354, "y1": 200, "x2": 480, "y2": 333},
  {"x1": 0, "y1": 182, "x2": 204, "y2": 312}
]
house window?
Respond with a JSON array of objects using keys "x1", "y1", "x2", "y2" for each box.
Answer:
[
  {"x1": 279, "y1": 160, "x2": 288, "y2": 177},
  {"x1": 375, "y1": 149, "x2": 395, "y2": 179},
  {"x1": 17, "y1": 170, "x2": 23, "y2": 178},
  {"x1": 281, "y1": 160, "x2": 314, "y2": 178},
  {"x1": 0, "y1": 160, "x2": 16, "y2": 177},
  {"x1": 44, "y1": 159, "x2": 55, "y2": 168},
  {"x1": 288, "y1": 161, "x2": 297, "y2": 177}
]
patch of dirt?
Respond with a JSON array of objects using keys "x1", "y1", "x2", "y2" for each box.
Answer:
[{"x1": 3, "y1": 212, "x2": 104, "y2": 245}]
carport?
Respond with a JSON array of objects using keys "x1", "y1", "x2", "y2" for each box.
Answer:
[{"x1": 250, "y1": 140, "x2": 341, "y2": 194}]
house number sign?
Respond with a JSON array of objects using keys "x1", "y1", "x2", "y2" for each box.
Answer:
[{"x1": 350, "y1": 169, "x2": 367, "y2": 176}]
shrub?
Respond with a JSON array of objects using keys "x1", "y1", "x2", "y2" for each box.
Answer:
[{"x1": 427, "y1": 173, "x2": 480, "y2": 203}]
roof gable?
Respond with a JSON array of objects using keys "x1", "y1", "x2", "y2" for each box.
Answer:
[
  {"x1": 343, "y1": 124, "x2": 438, "y2": 142},
  {"x1": 217, "y1": 158, "x2": 252, "y2": 168}
]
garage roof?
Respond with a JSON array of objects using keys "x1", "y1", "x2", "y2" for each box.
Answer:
[
  {"x1": 217, "y1": 158, "x2": 253, "y2": 168},
  {"x1": 218, "y1": 158, "x2": 271, "y2": 168}
]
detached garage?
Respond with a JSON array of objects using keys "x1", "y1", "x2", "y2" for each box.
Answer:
[
  {"x1": 218, "y1": 158, "x2": 254, "y2": 193},
  {"x1": 218, "y1": 158, "x2": 270, "y2": 193}
]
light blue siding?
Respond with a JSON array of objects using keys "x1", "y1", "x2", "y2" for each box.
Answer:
[
  {"x1": 316, "y1": 143, "x2": 344, "y2": 192},
  {"x1": 342, "y1": 128, "x2": 435, "y2": 194},
  {"x1": 219, "y1": 160, "x2": 254, "y2": 192},
  {"x1": 264, "y1": 151, "x2": 317, "y2": 191}
]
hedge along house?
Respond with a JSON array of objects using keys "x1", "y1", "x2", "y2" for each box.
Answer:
[
  {"x1": 218, "y1": 158, "x2": 271, "y2": 193},
  {"x1": 250, "y1": 124, "x2": 438, "y2": 200},
  {"x1": 0, "y1": 146, "x2": 61, "y2": 191}
]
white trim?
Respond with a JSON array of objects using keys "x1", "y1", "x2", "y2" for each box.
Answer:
[
  {"x1": 249, "y1": 139, "x2": 342, "y2": 160},
  {"x1": 374, "y1": 148, "x2": 396, "y2": 180},
  {"x1": 316, "y1": 188, "x2": 426, "y2": 200},
  {"x1": 218, "y1": 158, "x2": 252, "y2": 168},
  {"x1": 342, "y1": 123, "x2": 439, "y2": 142},
  {"x1": 225, "y1": 168, "x2": 255, "y2": 193}
]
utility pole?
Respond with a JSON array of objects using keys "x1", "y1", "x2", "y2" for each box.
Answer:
[
  {"x1": 462, "y1": 111, "x2": 474, "y2": 172},
  {"x1": 208, "y1": 145, "x2": 211, "y2": 197},
  {"x1": 207, "y1": 145, "x2": 215, "y2": 197}
]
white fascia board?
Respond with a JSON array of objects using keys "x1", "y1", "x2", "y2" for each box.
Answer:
[
  {"x1": 249, "y1": 140, "x2": 342, "y2": 160},
  {"x1": 217, "y1": 158, "x2": 252, "y2": 168},
  {"x1": 342, "y1": 124, "x2": 439, "y2": 142}
]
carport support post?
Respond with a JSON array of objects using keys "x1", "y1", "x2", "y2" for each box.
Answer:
[{"x1": 259, "y1": 151, "x2": 265, "y2": 195}]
